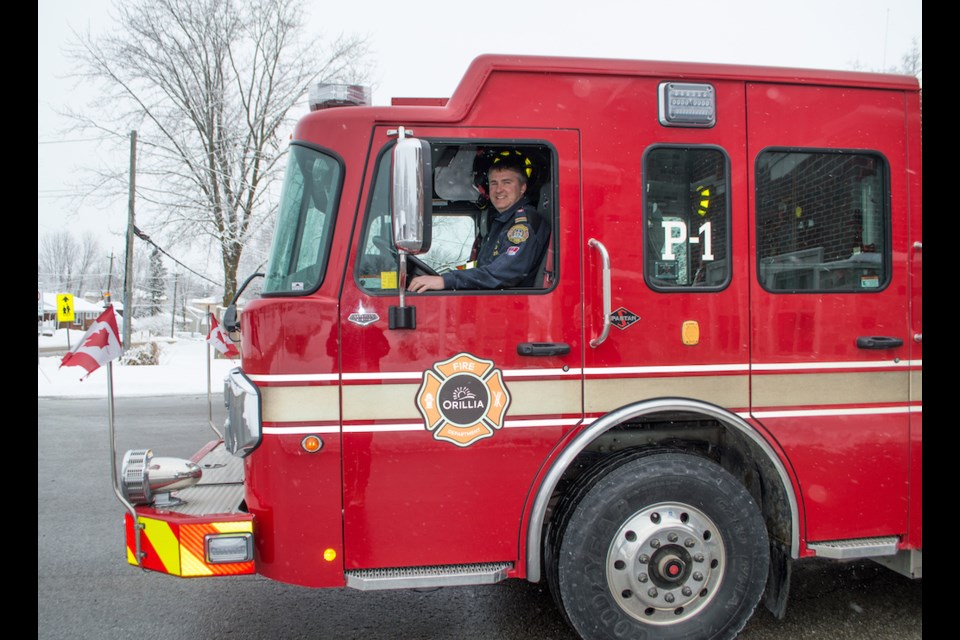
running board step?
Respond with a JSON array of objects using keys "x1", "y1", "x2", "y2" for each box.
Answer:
[
  {"x1": 808, "y1": 536, "x2": 899, "y2": 559},
  {"x1": 345, "y1": 562, "x2": 512, "y2": 591}
]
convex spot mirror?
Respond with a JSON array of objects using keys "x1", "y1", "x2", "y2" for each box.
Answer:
[{"x1": 391, "y1": 135, "x2": 432, "y2": 255}]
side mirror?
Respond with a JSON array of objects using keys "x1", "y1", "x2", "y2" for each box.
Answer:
[
  {"x1": 222, "y1": 272, "x2": 263, "y2": 333},
  {"x1": 391, "y1": 135, "x2": 432, "y2": 254},
  {"x1": 223, "y1": 305, "x2": 240, "y2": 333}
]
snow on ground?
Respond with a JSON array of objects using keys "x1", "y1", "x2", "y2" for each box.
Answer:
[{"x1": 38, "y1": 329, "x2": 237, "y2": 398}]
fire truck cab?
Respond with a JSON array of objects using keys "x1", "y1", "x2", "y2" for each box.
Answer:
[{"x1": 119, "y1": 55, "x2": 922, "y2": 640}]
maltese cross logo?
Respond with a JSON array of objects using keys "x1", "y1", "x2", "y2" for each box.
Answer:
[{"x1": 416, "y1": 353, "x2": 511, "y2": 447}]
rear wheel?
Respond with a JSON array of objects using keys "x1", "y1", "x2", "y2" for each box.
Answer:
[{"x1": 553, "y1": 452, "x2": 769, "y2": 640}]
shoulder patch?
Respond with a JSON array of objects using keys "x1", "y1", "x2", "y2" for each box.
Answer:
[{"x1": 507, "y1": 224, "x2": 529, "y2": 245}]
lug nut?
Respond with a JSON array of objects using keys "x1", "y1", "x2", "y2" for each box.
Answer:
[
  {"x1": 664, "y1": 593, "x2": 675, "y2": 603},
  {"x1": 667, "y1": 532, "x2": 679, "y2": 542},
  {"x1": 647, "y1": 587, "x2": 658, "y2": 598},
  {"x1": 682, "y1": 587, "x2": 693, "y2": 597},
  {"x1": 693, "y1": 571, "x2": 703, "y2": 582},
  {"x1": 693, "y1": 553, "x2": 704, "y2": 562},
  {"x1": 650, "y1": 539, "x2": 661, "y2": 549},
  {"x1": 638, "y1": 554, "x2": 650, "y2": 564},
  {"x1": 684, "y1": 538, "x2": 696, "y2": 548},
  {"x1": 638, "y1": 573, "x2": 649, "y2": 583}
]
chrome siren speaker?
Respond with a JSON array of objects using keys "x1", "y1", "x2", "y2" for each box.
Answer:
[{"x1": 121, "y1": 448, "x2": 202, "y2": 506}]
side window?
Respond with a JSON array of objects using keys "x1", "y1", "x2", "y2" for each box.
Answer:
[
  {"x1": 357, "y1": 152, "x2": 395, "y2": 290},
  {"x1": 756, "y1": 150, "x2": 888, "y2": 292},
  {"x1": 263, "y1": 144, "x2": 342, "y2": 295},
  {"x1": 644, "y1": 147, "x2": 730, "y2": 289},
  {"x1": 356, "y1": 142, "x2": 555, "y2": 293}
]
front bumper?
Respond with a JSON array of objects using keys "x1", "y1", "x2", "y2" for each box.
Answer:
[{"x1": 124, "y1": 441, "x2": 254, "y2": 577}]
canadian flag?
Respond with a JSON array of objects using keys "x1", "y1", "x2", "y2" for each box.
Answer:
[
  {"x1": 60, "y1": 305, "x2": 123, "y2": 379},
  {"x1": 206, "y1": 312, "x2": 239, "y2": 358}
]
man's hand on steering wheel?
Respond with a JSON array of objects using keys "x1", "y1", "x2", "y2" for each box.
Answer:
[{"x1": 372, "y1": 235, "x2": 439, "y2": 277}]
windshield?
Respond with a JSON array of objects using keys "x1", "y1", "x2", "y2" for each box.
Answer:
[{"x1": 263, "y1": 144, "x2": 342, "y2": 295}]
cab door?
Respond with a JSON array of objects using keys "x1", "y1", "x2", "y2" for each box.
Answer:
[
  {"x1": 338, "y1": 127, "x2": 583, "y2": 570},
  {"x1": 746, "y1": 83, "x2": 912, "y2": 542}
]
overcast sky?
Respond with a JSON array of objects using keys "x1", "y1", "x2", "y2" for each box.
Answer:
[{"x1": 38, "y1": 0, "x2": 921, "y2": 277}]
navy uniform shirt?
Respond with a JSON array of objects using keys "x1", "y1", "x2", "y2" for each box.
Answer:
[{"x1": 441, "y1": 198, "x2": 547, "y2": 290}]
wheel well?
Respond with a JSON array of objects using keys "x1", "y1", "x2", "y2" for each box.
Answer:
[{"x1": 534, "y1": 404, "x2": 796, "y2": 585}]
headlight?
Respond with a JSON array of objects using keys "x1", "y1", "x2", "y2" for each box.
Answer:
[{"x1": 206, "y1": 533, "x2": 254, "y2": 564}]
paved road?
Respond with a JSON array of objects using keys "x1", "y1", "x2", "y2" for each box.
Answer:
[{"x1": 38, "y1": 396, "x2": 921, "y2": 639}]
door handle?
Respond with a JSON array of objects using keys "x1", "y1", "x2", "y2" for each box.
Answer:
[
  {"x1": 517, "y1": 342, "x2": 571, "y2": 357},
  {"x1": 856, "y1": 336, "x2": 904, "y2": 350},
  {"x1": 589, "y1": 238, "x2": 612, "y2": 347}
]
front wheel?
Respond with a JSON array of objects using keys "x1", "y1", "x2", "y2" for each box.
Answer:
[{"x1": 553, "y1": 452, "x2": 769, "y2": 640}]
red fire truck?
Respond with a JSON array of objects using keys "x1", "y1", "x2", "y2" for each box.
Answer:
[{"x1": 116, "y1": 55, "x2": 922, "y2": 640}]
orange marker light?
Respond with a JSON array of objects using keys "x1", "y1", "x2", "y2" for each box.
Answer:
[
  {"x1": 301, "y1": 435, "x2": 323, "y2": 453},
  {"x1": 323, "y1": 548, "x2": 337, "y2": 562},
  {"x1": 682, "y1": 321, "x2": 700, "y2": 346}
]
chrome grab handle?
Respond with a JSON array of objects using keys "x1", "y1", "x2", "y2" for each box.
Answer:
[{"x1": 589, "y1": 239, "x2": 611, "y2": 348}]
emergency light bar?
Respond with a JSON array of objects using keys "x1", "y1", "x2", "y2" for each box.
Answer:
[
  {"x1": 309, "y1": 83, "x2": 372, "y2": 111},
  {"x1": 658, "y1": 82, "x2": 716, "y2": 127}
]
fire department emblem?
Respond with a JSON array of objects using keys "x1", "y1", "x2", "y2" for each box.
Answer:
[
  {"x1": 416, "y1": 353, "x2": 511, "y2": 447},
  {"x1": 507, "y1": 224, "x2": 529, "y2": 244}
]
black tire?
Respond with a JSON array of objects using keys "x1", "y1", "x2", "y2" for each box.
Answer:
[{"x1": 553, "y1": 452, "x2": 769, "y2": 640}]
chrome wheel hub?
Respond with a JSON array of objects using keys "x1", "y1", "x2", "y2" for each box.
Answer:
[{"x1": 606, "y1": 501, "x2": 725, "y2": 625}]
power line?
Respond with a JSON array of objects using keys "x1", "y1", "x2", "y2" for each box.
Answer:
[
  {"x1": 38, "y1": 190, "x2": 82, "y2": 198},
  {"x1": 38, "y1": 135, "x2": 120, "y2": 145},
  {"x1": 133, "y1": 226, "x2": 221, "y2": 287}
]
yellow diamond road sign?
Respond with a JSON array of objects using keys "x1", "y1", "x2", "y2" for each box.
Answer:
[{"x1": 57, "y1": 294, "x2": 75, "y2": 323}]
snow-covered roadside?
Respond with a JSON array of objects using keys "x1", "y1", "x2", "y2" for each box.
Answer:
[{"x1": 37, "y1": 330, "x2": 237, "y2": 398}]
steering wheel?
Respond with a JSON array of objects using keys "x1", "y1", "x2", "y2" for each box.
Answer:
[{"x1": 372, "y1": 235, "x2": 439, "y2": 277}]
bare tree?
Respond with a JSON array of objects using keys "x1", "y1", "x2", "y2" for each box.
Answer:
[
  {"x1": 67, "y1": 0, "x2": 371, "y2": 304},
  {"x1": 75, "y1": 232, "x2": 102, "y2": 297},
  {"x1": 899, "y1": 37, "x2": 922, "y2": 82},
  {"x1": 38, "y1": 230, "x2": 76, "y2": 294},
  {"x1": 38, "y1": 230, "x2": 103, "y2": 296}
]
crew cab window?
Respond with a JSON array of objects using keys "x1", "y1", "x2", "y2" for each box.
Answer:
[
  {"x1": 644, "y1": 146, "x2": 730, "y2": 289},
  {"x1": 756, "y1": 150, "x2": 888, "y2": 292},
  {"x1": 356, "y1": 142, "x2": 555, "y2": 293}
]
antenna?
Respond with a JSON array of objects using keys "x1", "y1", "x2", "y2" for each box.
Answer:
[{"x1": 882, "y1": 8, "x2": 890, "y2": 70}]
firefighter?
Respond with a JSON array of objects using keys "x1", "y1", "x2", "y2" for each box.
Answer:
[{"x1": 408, "y1": 153, "x2": 548, "y2": 291}]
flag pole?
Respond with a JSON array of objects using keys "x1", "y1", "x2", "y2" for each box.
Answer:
[
  {"x1": 207, "y1": 337, "x2": 212, "y2": 427},
  {"x1": 102, "y1": 302, "x2": 145, "y2": 567},
  {"x1": 207, "y1": 311, "x2": 223, "y2": 439}
]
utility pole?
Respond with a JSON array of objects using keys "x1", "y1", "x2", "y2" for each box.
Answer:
[
  {"x1": 170, "y1": 273, "x2": 179, "y2": 338},
  {"x1": 122, "y1": 131, "x2": 136, "y2": 350},
  {"x1": 105, "y1": 252, "x2": 115, "y2": 303}
]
